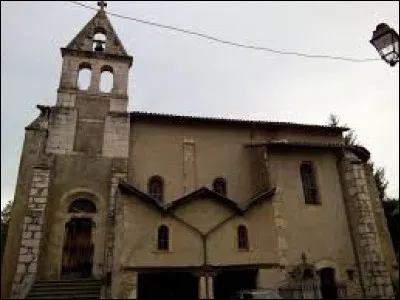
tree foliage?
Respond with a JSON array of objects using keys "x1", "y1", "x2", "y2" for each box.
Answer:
[
  {"x1": 328, "y1": 113, "x2": 359, "y2": 146},
  {"x1": 343, "y1": 130, "x2": 359, "y2": 146},
  {"x1": 369, "y1": 162, "x2": 389, "y2": 202},
  {"x1": 327, "y1": 113, "x2": 340, "y2": 127},
  {"x1": 1, "y1": 200, "x2": 12, "y2": 263}
]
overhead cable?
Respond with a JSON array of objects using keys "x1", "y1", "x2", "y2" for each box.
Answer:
[{"x1": 68, "y1": 1, "x2": 381, "y2": 63}]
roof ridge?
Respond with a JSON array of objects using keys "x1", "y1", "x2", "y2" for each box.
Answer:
[
  {"x1": 130, "y1": 110, "x2": 349, "y2": 131},
  {"x1": 119, "y1": 180, "x2": 276, "y2": 213}
]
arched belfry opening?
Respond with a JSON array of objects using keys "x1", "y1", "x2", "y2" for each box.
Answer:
[
  {"x1": 99, "y1": 65, "x2": 114, "y2": 93},
  {"x1": 77, "y1": 62, "x2": 92, "y2": 91},
  {"x1": 61, "y1": 199, "x2": 96, "y2": 278},
  {"x1": 93, "y1": 27, "x2": 107, "y2": 52}
]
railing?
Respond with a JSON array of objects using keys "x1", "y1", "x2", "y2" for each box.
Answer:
[{"x1": 278, "y1": 282, "x2": 347, "y2": 299}]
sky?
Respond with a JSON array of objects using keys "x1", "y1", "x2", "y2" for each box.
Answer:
[{"x1": 1, "y1": 1, "x2": 399, "y2": 209}]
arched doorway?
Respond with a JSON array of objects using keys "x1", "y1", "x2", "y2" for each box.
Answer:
[
  {"x1": 319, "y1": 267, "x2": 338, "y2": 299},
  {"x1": 61, "y1": 199, "x2": 96, "y2": 278}
]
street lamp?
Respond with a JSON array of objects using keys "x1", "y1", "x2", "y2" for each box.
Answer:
[{"x1": 370, "y1": 23, "x2": 399, "y2": 67}]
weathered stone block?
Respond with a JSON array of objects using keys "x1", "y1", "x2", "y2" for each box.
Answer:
[
  {"x1": 33, "y1": 182, "x2": 48, "y2": 188},
  {"x1": 13, "y1": 273, "x2": 23, "y2": 284},
  {"x1": 31, "y1": 217, "x2": 42, "y2": 225},
  {"x1": 28, "y1": 203, "x2": 37, "y2": 209},
  {"x1": 32, "y1": 176, "x2": 42, "y2": 182},
  {"x1": 349, "y1": 187, "x2": 358, "y2": 196},
  {"x1": 19, "y1": 255, "x2": 34, "y2": 263},
  {"x1": 358, "y1": 224, "x2": 368, "y2": 234},
  {"x1": 33, "y1": 232, "x2": 42, "y2": 240},
  {"x1": 16, "y1": 264, "x2": 26, "y2": 274},
  {"x1": 355, "y1": 178, "x2": 366, "y2": 187},
  {"x1": 28, "y1": 262, "x2": 37, "y2": 273},
  {"x1": 33, "y1": 197, "x2": 47, "y2": 204},
  {"x1": 35, "y1": 203, "x2": 46, "y2": 210},
  {"x1": 21, "y1": 239, "x2": 40, "y2": 248},
  {"x1": 19, "y1": 247, "x2": 28, "y2": 255},
  {"x1": 40, "y1": 188, "x2": 48, "y2": 197},
  {"x1": 29, "y1": 188, "x2": 38, "y2": 196},
  {"x1": 27, "y1": 224, "x2": 41, "y2": 232},
  {"x1": 22, "y1": 232, "x2": 32, "y2": 239}
]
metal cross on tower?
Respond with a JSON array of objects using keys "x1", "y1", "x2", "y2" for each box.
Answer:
[{"x1": 97, "y1": 1, "x2": 107, "y2": 11}]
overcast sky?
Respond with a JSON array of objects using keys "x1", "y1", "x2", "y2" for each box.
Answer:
[{"x1": 1, "y1": 1, "x2": 399, "y2": 208}]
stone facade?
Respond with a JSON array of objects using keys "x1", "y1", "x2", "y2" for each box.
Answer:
[
  {"x1": 1, "y1": 5, "x2": 398, "y2": 300},
  {"x1": 11, "y1": 167, "x2": 51, "y2": 298},
  {"x1": 340, "y1": 151, "x2": 394, "y2": 298}
]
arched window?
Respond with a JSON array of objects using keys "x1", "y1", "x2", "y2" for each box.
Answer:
[
  {"x1": 148, "y1": 176, "x2": 164, "y2": 202},
  {"x1": 213, "y1": 177, "x2": 227, "y2": 196},
  {"x1": 93, "y1": 27, "x2": 106, "y2": 52},
  {"x1": 157, "y1": 225, "x2": 169, "y2": 251},
  {"x1": 237, "y1": 225, "x2": 249, "y2": 250},
  {"x1": 300, "y1": 162, "x2": 319, "y2": 204},
  {"x1": 68, "y1": 199, "x2": 96, "y2": 213},
  {"x1": 77, "y1": 62, "x2": 92, "y2": 90},
  {"x1": 99, "y1": 65, "x2": 113, "y2": 93}
]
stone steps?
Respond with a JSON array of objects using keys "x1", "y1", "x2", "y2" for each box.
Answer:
[{"x1": 25, "y1": 278, "x2": 102, "y2": 299}]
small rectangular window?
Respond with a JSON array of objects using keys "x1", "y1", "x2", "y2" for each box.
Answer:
[{"x1": 157, "y1": 225, "x2": 169, "y2": 251}]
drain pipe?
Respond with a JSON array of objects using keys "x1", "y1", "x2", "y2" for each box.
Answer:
[{"x1": 201, "y1": 234, "x2": 209, "y2": 299}]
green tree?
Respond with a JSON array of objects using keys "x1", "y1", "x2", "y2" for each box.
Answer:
[
  {"x1": 327, "y1": 113, "x2": 359, "y2": 146},
  {"x1": 1, "y1": 200, "x2": 12, "y2": 263},
  {"x1": 343, "y1": 130, "x2": 359, "y2": 146},
  {"x1": 370, "y1": 163, "x2": 389, "y2": 202},
  {"x1": 327, "y1": 113, "x2": 340, "y2": 127}
]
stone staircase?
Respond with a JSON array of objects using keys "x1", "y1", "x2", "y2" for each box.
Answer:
[{"x1": 25, "y1": 278, "x2": 102, "y2": 299}]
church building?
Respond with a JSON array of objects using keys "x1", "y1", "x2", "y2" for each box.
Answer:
[{"x1": 1, "y1": 2, "x2": 398, "y2": 299}]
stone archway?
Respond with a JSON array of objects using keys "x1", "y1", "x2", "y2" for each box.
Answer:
[
  {"x1": 56, "y1": 189, "x2": 106, "y2": 279},
  {"x1": 60, "y1": 197, "x2": 98, "y2": 278}
]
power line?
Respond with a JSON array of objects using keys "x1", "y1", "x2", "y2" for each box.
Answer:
[{"x1": 68, "y1": 1, "x2": 381, "y2": 63}]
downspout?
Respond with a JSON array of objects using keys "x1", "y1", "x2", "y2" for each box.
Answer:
[{"x1": 202, "y1": 234, "x2": 209, "y2": 299}]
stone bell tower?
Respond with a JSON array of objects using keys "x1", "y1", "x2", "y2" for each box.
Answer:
[
  {"x1": 52, "y1": 0, "x2": 133, "y2": 157},
  {"x1": 2, "y1": 2, "x2": 133, "y2": 298}
]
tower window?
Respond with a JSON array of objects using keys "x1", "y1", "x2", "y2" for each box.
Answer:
[
  {"x1": 213, "y1": 177, "x2": 227, "y2": 196},
  {"x1": 157, "y1": 225, "x2": 169, "y2": 251},
  {"x1": 300, "y1": 162, "x2": 319, "y2": 204},
  {"x1": 148, "y1": 176, "x2": 164, "y2": 202},
  {"x1": 99, "y1": 65, "x2": 113, "y2": 93},
  {"x1": 93, "y1": 28, "x2": 106, "y2": 52},
  {"x1": 77, "y1": 62, "x2": 92, "y2": 90},
  {"x1": 237, "y1": 225, "x2": 249, "y2": 250}
]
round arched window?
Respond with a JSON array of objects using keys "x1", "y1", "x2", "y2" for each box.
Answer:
[{"x1": 68, "y1": 199, "x2": 96, "y2": 213}]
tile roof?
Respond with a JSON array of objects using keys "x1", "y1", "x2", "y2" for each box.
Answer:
[
  {"x1": 35, "y1": 105, "x2": 349, "y2": 132},
  {"x1": 130, "y1": 111, "x2": 349, "y2": 132}
]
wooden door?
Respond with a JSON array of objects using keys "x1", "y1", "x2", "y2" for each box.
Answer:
[{"x1": 61, "y1": 218, "x2": 94, "y2": 278}]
